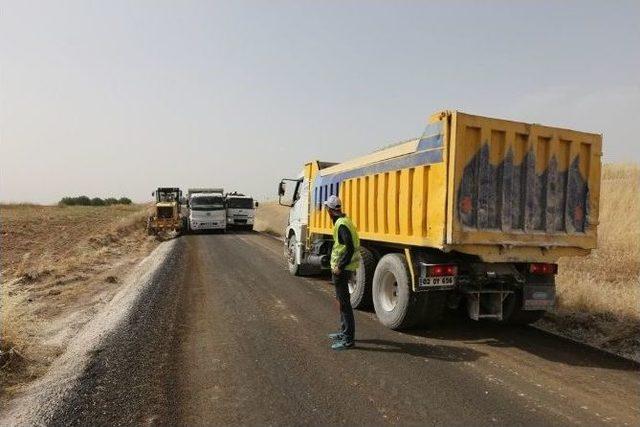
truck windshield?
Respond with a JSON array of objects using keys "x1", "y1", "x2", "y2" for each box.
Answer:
[
  {"x1": 227, "y1": 198, "x2": 254, "y2": 209},
  {"x1": 191, "y1": 196, "x2": 224, "y2": 210},
  {"x1": 158, "y1": 192, "x2": 178, "y2": 202}
]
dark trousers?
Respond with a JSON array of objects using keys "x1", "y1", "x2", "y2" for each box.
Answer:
[{"x1": 332, "y1": 270, "x2": 355, "y2": 342}]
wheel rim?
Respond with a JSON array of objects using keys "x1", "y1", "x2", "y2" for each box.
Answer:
[
  {"x1": 379, "y1": 270, "x2": 399, "y2": 312},
  {"x1": 348, "y1": 271, "x2": 357, "y2": 294}
]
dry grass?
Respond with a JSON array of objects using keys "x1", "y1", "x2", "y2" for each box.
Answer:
[
  {"x1": 0, "y1": 204, "x2": 158, "y2": 395},
  {"x1": 254, "y1": 202, "x2": 289, "y2": 238},
  {"x1": 545, "y1": 163, "x2": 640, "y2": 359}
]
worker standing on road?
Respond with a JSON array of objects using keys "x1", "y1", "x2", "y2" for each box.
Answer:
[{"x1": 324, "y1": 195, "x2": 360, "y2": 351}]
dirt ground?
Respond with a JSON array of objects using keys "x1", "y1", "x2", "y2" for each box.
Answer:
[
  {"x1": 252, "y1": 164, "x2": 640, "y2": 361},
  {"x1": 0, "y1": 204, "x2": 159, "y2": 398}
]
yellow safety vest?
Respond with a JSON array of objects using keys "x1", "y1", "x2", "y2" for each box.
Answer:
[{"x1": 331, "y1": 216, "x2": 360, "y2": 271}]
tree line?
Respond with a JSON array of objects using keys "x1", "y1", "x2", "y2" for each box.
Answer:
[{"x1": 59, "y1": 196, "x2": 133, "y2": 206}]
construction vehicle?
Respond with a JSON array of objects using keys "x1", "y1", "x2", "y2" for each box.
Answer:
[
  {"x1": 225, "y1": 192, "x2": 258, "y2": 230},
  {"x1": 278, "y1": 110, "x2": 602, "y2": 329},
  {"x1": 147, "y1": 187, "x2": 184, "y2": 235},
  {"x1": 187, "y1": 188, "x2": 226, "y2": 232}
]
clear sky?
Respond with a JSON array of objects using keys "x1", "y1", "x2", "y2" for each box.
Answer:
[{"x1": 1, "y1": 0, "x2": 639, "y2": 204}]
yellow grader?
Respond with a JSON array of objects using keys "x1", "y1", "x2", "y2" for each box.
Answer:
[{"x1": 147, "y1": 187, "x2": 185, "y2": 235}]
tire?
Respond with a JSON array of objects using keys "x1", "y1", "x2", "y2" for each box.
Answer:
[
  {"x1": 501, "y1": 291, "x2": 546, "y2": 325},
  {"x1": 286, "y1": 234, "x2": 300, "y2": 276},
  {"x1": 348, "y1": 247, "x2": 377, "y2": 309},
  {"x1": 372, "y1": 253, "x2": 424, "y2": 330},
  {"x1": 146, "y1": 217, "x2": 154, "y2": 236}
]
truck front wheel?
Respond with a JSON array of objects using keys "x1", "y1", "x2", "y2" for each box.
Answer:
[
  {"x1": 146, "y1": 217, "x2": 155, "y2": 236},
  {"x1": 286, "y1": 235, "x2": 300, "y2": 276},
  {"x1": 349, "y1": 246, "x2": 377, "y2": 309},
  {"x1": 372, "y1": 253, "x2": 423, "y2": 330}
]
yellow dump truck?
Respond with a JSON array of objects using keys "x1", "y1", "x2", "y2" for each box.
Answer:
[{"x1": 278, "y1": 111, "x2": 602, "y2": 329}]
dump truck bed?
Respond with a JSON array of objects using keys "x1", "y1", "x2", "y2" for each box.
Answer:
[{"x1": 307, "y1": 111, "x2": 601, "y2": 262}]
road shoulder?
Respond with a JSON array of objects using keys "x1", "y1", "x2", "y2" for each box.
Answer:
[{"x1": 1, "y1": 239, "x2": 179, "y2": 426}]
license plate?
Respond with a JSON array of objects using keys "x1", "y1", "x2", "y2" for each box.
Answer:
[
  {"x1": 523, "y1": 285, "x2": 555, "y2": 310},
  {"x1": 419, "y1": 275, "x2": 456, "y2": 287}
]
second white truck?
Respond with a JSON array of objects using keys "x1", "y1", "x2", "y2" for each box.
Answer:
[{"x1": 225, "y1": 192, "x2": 258, "y2": 230}]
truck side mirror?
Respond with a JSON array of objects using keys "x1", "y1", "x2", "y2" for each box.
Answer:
[
  {"x1": 255, "y1": 201, "x2": 259, "y2": 208},
  {"x1": 278, "y1": 178, "x2": 301, "y2": 207},
  {"x1": 152, "y1": 191, "x2": 155, "y2": 197}
]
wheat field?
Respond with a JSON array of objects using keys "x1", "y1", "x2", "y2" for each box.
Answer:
[
  {"x1": 556, "y1": 163, "x2": 639, "y2": 318},
  {"x1": 549, "y1": 164, "x2": 640, "y2": 356},
  {"x1": 0, "y1": 204, "x2": 158, "y2": 392}
]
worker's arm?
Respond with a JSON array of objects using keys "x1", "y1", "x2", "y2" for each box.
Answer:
[{"x1": 337, "y1": 224, "x2": 355, "y2": 271}]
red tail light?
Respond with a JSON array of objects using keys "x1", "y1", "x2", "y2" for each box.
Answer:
[
  {"x1": 529, "y1": 263, "x2": 558, "y2": 275},
  {"x1": 428, "y1": 264, "x2": 458, "y2": 277}
]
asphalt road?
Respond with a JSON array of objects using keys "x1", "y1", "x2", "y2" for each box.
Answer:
[{"x1": 49, "y1": 232, "x2": 639, "y2": 426}]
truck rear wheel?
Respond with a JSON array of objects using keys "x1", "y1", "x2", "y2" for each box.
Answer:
[
  {"x1": 348, "y1": 247, "x2": 377, "y2": 309},
  {"x1": 372, "y1": 253, "x2": 423, "y2": 330},
  {"x1": 501, "y1": 291, "x2": 546, "y2": 325}
]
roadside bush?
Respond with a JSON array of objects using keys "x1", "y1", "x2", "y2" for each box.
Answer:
[
  {"x1": 59, "y1": 195, "x2": 92, "y2": 206},
  {"x1": 58, "y1": 196, "x2": 134, "y2": 206},
  {"x1": 75, "y1": 195, "x2": 91, "y2": 205}
]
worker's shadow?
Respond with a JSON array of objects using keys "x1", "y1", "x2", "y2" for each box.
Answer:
[{"x1": 352, "y1": 338, "x2": 485, "y2": 363}]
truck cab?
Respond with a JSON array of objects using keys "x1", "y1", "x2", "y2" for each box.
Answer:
[
  {"x1": 225, "y1": 192, "x2": 258, "y2": 230},
  {"x1": 279, "y1": 163, "x2": 334, "y2": 275},
  {"x1": 188, "y1": 188, "x2": 226, "y2": 232}
]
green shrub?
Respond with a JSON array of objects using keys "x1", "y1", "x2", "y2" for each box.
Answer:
[
  {"x1": 58, "y1": 196, "x2": 132, "y2": 206},
  {"x1": 59, "y1": 195, "x2": 92, "y2": 206}
]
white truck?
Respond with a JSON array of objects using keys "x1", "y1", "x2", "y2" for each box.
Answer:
[
  {"x1": 225, "y1": 192, "x2": 258, "y2": 230},
  {"x1": 187, "y1": 188, "x2": 226, "y2": 232}
]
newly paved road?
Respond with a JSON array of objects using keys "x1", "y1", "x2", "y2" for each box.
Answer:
[{"x1": 50, "y1": 233, "x2": 639, "y2": 426}]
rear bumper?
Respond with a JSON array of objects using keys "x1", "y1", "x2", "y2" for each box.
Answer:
[{"x1": 444, "y1": 243, "x2": 591, "y2": 263}]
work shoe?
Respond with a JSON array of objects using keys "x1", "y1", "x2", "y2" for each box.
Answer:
[
  {"x1": 331, "y1": 340, "x2": 354, "y2": 351},
  {"x1": 328, "y1": 332, "x2": 345, "y2": 341}
]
